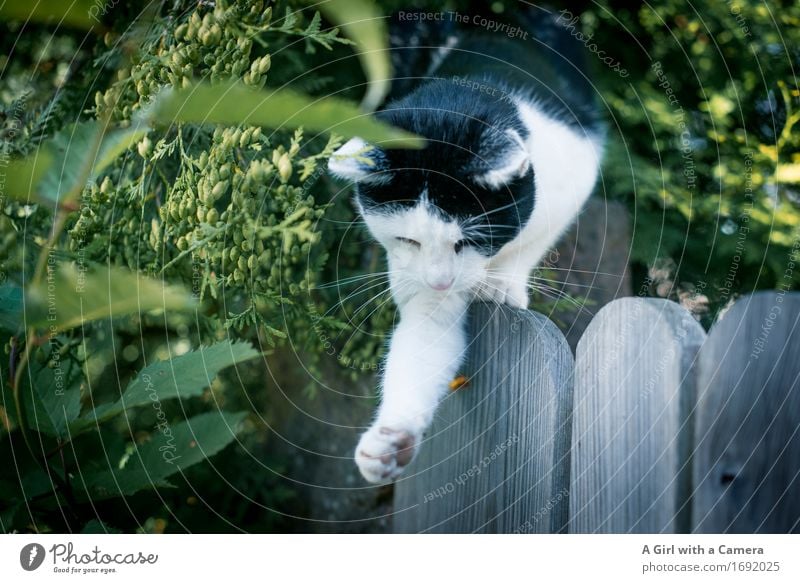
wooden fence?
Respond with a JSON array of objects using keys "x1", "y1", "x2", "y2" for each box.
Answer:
[{"x1": 393, "y1": 291, "x2": 800, "y2": 533}]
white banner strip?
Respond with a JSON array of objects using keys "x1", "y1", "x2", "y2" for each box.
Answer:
[{"x1": 2, "y1": 534, "x2": 798, "y2": 582}]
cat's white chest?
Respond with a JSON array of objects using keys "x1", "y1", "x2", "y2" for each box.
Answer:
[{"x1": 511, "y1": 100, "x2": 604, "y2": 253}]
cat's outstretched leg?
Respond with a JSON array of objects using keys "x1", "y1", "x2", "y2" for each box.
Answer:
[{"x1": 355, "y1": 292, "x2": 469, "y2": 483}]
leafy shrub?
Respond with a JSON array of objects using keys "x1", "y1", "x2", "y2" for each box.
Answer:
[{"x1": 1, "y1": 0, "x2": 798, "y2": 533}]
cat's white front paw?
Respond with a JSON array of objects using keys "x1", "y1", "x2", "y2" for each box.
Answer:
[
  {"x1": 355, "y1": 425, "x2": 419, "y2": 483},
  {"x1": 476, "y1": 276, "x2": 530, "y2": 309}
]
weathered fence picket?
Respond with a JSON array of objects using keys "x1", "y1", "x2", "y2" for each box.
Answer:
[
  {"x1": 393, "y1": 302, "x2": 574, "y2": 533},
  {"x1": 569, "y1": 298, "x2": 706, "y2": 533},
  {"x1": 692, "y1": 291, "x2": 800, "y2": 533},
  {"x1": 391, "y1": 292, "x2": 800, "y2": 534}
]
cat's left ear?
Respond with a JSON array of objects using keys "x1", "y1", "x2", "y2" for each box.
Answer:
[
  {"x1": 328, "y1": 137, "x2": 389, "y2": 183},
  {"x1": 471, "y1": 129, "x2": 531, "y2": 189}
]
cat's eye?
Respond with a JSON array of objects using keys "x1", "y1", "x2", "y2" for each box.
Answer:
[
  {"x1": 396, "y1": 236, "x2": 420, "y2": 248},
  {"x1": 454, "y1": 240, "x2": 467, "y2": 254}
]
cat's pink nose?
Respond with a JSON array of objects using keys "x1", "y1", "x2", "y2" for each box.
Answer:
[{"x1": 428, "y1": 278, "x2": 454, "y2": 291}]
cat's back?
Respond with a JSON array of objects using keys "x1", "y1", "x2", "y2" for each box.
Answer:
[{"x1": 385, "y1": 8, "x2": 602, "y2": 134}]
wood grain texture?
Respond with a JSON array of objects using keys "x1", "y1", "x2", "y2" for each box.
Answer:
[
  {"x1": 569, "y1": 298, "x2": 706, "y2": 533},
  {"x1": 692, "y1": 291, "x2": 800, "y2": 533},
  {"x1": 549, "y1": 198, "x2": 633, "y2": 353},
  {"x1": 393, "y1": 302, "x2": 574, "y2": 533}
]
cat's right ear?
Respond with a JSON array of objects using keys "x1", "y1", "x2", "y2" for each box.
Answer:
[{"x1": 328, "y1": 138, "x2": 389, "y2": 184}]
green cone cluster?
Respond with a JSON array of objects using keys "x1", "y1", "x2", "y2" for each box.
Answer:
[{"x1": 63, "y1": 0, "x2": 392, "y2": 375}]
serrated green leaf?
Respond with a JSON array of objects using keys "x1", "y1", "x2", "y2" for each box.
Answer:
[
  {"x1": 22, "y1": 343, "x2": 83, "y2": 439},
  {"x1": 150, "y1": 81, "x2": 423, "y2": 148},
  {"x1": 79, "y1": 411, "x2": 247, "y2": 499},
  {"x1": 26, "y1": 263, "x2": 196, "y2": 333},
  {"x1": 72, "y1": 340, "x2": 259, "y2": 432},
  {"x1": 35, "y1": 122, "x2": 103, "y2": 205}
]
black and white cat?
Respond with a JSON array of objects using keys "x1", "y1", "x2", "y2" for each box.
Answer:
[{"x1": 328, "y1": 10, "x2": 605, "y2": 483}]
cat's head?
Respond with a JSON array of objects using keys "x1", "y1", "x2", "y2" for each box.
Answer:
[{"x1": 329, "y1": 84, "x2": 534, "y2": 293}]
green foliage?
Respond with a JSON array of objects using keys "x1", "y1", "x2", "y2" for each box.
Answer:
[
  {"x1": 1, "y1": 0, "x2": 400, "y2": 533},
  {"x1": 0, "y1": 0, "x2": 100, "y2": 31},
  {"x1": 79, "y1": 411, "x2": 248, "y2": 499},
  {"x1": 150, "y1": 81, "x2": 423, "y2": 146},
  {"x1": 25, "y1": 264, "x2": 196, "y2": 332},
  {"x1": 71, "y1": 340, "x2": 260, "y2": 431},
  {"x1": 314, "y1": 0, "x2": 392, "y2": 110},
  {"x1": 5, "y1": 120, "x2": 148, "y2": 207},
  {"x1": 3, "y1": 0, "x2": 798, "y2": 534},
  {"x1": 22, "y1": 341, "x2": 83, "y2": 439},
  {"x1": 580, "y1": 0, "x2": 800, "y2": 315}
]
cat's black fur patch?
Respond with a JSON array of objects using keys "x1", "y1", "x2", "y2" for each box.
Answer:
[
  {"x1": 354, "y1": 7, "x2": 602, "y2": 255},
  {"x1": 357, "y1": 82, "x2": 533, "y2": 254}
]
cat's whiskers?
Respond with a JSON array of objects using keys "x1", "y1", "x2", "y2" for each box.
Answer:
[
  {"x1": 523, "y1": 271, "x2": 601, "y2": 289},
  {"x1": 339, "y1": 281, "x2": 414, "y2": 346},
  {"x1": 528, "y1": 283, "x2": 594, "y2": 316},
  {"x1": 478, "y1": 271, "x2": 594, "y2": 316},
  {"x1": 314, "y1": 271, "x2": 395, "y2": 290},
  {"x1": 320, "y1": 216, "x2": 369, "y2": 227},
  {"x1": 461, "y1": 199, "x2": 526, "y2": 225},
  {"x1": 345, "y1": 284, "x2": 395, "y2": 322},
  {"x1": 320, "y1": 278, "x2": 394, "y2": 319}
]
